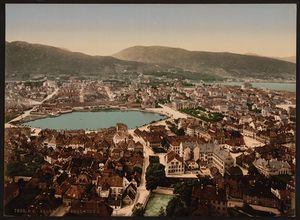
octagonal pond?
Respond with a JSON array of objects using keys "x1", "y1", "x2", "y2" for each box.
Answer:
[{"x1": 22, "y1": 111, "x2": 166, "y2": 130}]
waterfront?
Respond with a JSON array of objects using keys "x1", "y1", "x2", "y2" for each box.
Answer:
[
  {"x1": 22, "y1": 111, "x2": 167, "y2": 130},
  {"x1": 218, "y1": 82, "x2": 296, "y2": 92}
]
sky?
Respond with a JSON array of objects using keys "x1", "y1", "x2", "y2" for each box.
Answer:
[{"x1": 6, "y1": 4, "x2": 296, "y2": 57}]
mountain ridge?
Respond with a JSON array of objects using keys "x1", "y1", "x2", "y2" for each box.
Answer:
[
  {"x1": 5, "y1": 41, "x2": 176, "y2": 80},
  {"x1": 113, "y1": 45, "x2": 295, "y2": 81},
  {"x1": 5, "y1": 41, "x2": 296, "y2": 81}
]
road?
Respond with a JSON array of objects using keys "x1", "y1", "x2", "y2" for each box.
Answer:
[
  {"x1": 147, "y1": 104, "x2": 188, "y2": 119},
  {"x1": 8, "y1": 87, "x2": 59, "y2": 123},
  {"x1": 243, "y1": 136, "x2": 264, "y2": 148},
  {"x1": 50, "y1": 204, "x2": 70, "y2": 216},
  {"x1": 104, "y1": 86, "x2": 115, "y2": 102},
  {"x1": 112, "y1": 130, "x2": 153, "y2": 216},
  {"x1": 79, "y1": 86, "x2": 84, "y2": 103}
]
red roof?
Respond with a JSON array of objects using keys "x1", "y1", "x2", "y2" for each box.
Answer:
[
  {"x1": 166, "y1": 151, "x2": 184, "y2": 163},
  {"x1": 192, "y1": 184, "x2": 227, "y2": 201}
]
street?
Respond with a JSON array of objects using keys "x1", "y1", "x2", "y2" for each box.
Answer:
[
  {"x1": 112, "y1": 130, "x2": 153, "y2": 216},
  {"x1": 8, "y1": 87, "x2": 59, "y2": 123},
  {"x1": 50, "y1": 205, "x2": 70, "y2": 217}
]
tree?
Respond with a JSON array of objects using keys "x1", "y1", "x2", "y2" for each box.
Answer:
[
  {"x1": 231, "y1": 130, "x2": 242, "y2": 138},
  {"x1": 197, "y1": 176, "x2": 213, "y2": 185},
  {"x1": 177, "y1": 128, "x2": 185, "y2": 136},
  {"x1": 174, "y1": 181, "x2": 193, "y2": 205},
  {"x1": 133, "y1": 166, "x2": 142, "y2": 174},
  {"x1": 248, "y1": 164, "x2": 260, "y2": 176},
  {"x1": 166, "y1": 197, "x2": 186, "y2": 216},
  {"x1": 158, "y1": 207, "x2": 165, "y2": 216},
  {"x1": 174, "y1": 177, "x2": 212, "y2": 206},
  {"x1": 161, "y1": 138, "x2": 170, "y2": 149},
  {"x1": 145, "y1": 163, "x2": 166, "y2": 190},
  {"x1": 132, "y1": 203, "x2": 145, "y2": 216},
  {"x1": 17, "y1": 178, "x2": 26, "y2": 190},
  {"x1": 149, "y1": 156, "x2": 160, "y2": 164},
  {"x1": 6, "y1": 161, "x2": 27, "y2": 176}
]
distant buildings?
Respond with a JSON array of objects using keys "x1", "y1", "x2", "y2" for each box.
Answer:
[{"x1": 4, "y1": 79, "x2": 296, "y2": 217}]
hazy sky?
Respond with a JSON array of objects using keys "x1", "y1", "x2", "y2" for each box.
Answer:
[{"x1": 6, "y1": 4, "x2": 296, "y2": 57}]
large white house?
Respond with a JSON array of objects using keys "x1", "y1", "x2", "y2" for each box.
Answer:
[
  {"x1": 212, "y1": 145, "x2": 234, "y2": 176},
  {"x1": 165, "y1": 151, "x2": 185, "y2": 175},
  {"x1": 167, "y1": 141, "x2": 234, "y2": 176},
  {"x1": 193, "y1": 143, "x2": 215, "y2": 163}
]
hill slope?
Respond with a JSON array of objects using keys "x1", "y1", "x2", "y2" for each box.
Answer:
[
  {"x1": 274, "y1": 56, "x2": 296, "y2": 64},
  {"x1": 5, "y1": 41, "x2": 172, "y2": 80},
  {"x1": 113, "y1": 46, "x2": 296, "y2": 81}
]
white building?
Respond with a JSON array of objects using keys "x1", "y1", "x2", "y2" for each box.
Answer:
[
  {"x1": 165, "y1": 151, "x2": 185, "y2": 175},
  {"x1": 253, "y1": 158, "x2": 291, "y2": 177},
  {"x1": 212, "y1": 145, "x2": 234, "y2": 176},
  {"x1": 193, "y1": 143, "x2": 215, "y2": 163}
]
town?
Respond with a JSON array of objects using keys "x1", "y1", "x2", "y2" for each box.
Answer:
[{"x1": 4, "y1": 77, "x2": 296, "y2": 217}]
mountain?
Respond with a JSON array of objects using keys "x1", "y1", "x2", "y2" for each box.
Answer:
[
  {"x1": 113, "y1": 46, "x2": 296, "y2": 81},
  {"x1": 5, "y1": 41, "x2": 173, "y2": 80},
  {"x1": 6, "y1": 42, "x2": 296, "y2": 81},
  {"x1": 274, "y1": 56, "x2": 296, "y2": 64},
  {"x1": 245, "y1": 53, "x2": 296, "y2": 64},
  {"x1": 244, "y1": 53, "x2": 261, "y2": 57}
]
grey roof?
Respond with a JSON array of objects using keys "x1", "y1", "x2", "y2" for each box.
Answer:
[
  {"x1": 213, "y1": 145, "x2": 233, "y2": 161},
  {"x1": 199, "y1": 143, "x2": 215, "y2": 153},
  {"x1": 254, "y1": 158, "x2": 291, "y2": 169}
]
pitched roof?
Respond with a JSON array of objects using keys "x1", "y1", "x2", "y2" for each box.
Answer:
[
  {"x1": 97, "y1": 175, "x2": 124, "y2": 188},
  {"x1": 70, "y1": 200, "x2": 113, "y2": 216},
  {"x1": 226, "y1": 166, "x2": 243, "y2": 177},
  {"x1": 254, "y1": 158, "x2": 291, "y2": 170},
  {"x1": 192, "y1": 184, "x2": 227, "y2": 201},
  {"x1": 64, "y1": 185, "x2": 86, "y2": 200},
  {"x1": 213, "y1": 145, "x2": 233, "y2": 162},
  {"x1": 166, "y1": 150, "x2": 184, "y2": 163},
  {"x1": 199, "y1": 143, "x2": 215, "y2": 153}
]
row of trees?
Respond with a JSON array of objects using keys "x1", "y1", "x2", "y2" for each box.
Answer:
[
  {"x1": 165, "y1": 176, "x2": 213, "y2": 216},
  {"x1": 181, "y1": 107, "x2": 224, "y2": 122},
  {"x1": 145, "y1": 156, "x2": 167, "y2": 190},
  {"x1": 6, "y1": 154, "x2": 45, "y2": 177}
]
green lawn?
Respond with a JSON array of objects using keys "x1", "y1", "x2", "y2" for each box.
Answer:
[
  {"x1": 144, "y1": 193, "x2": 175, "y2": 216},
  {"x1": 181, "y1": 107, "x2": 223, "y2": 122}
]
